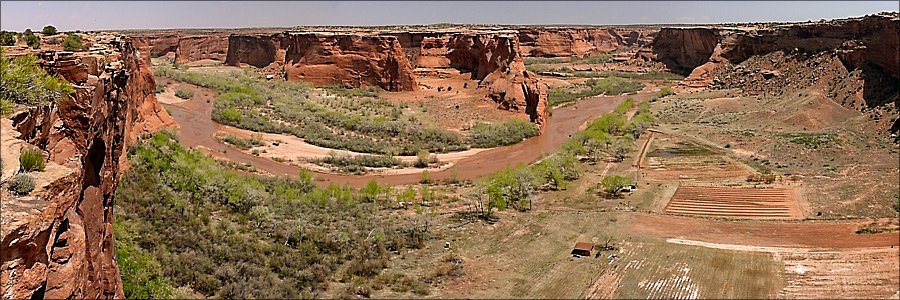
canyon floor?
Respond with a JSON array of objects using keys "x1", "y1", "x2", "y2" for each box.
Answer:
[
  {"x1": 2, "y1": 14, "x2": 898, "y2": 299},
  {"x1": 153, "y1": 57, "x2": 898, "y2": 298}
]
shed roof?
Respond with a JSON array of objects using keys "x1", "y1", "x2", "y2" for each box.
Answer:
[{"x1": 573, "y1": 242, "x2": 594, "y2": 251}]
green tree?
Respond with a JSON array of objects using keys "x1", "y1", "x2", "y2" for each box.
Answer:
[
  {"x1": 361, "y1": 179, "x2": 381, "y2": 202},
  {"x1": 482, "y1": 165, "x2": 537, "y2": 212},
  {"x1": 1, "y1": 50, "x2": 72, "y2": 106},
  {"x1": 61, "y1": 33, "x2": 85, "y2": 51},
  {"x1": 0, "y1": 31, "x2": 15, "y2": 46},
  {"x1": 599, "y1": 175, "x2": 633, "y2": 198},
  {"x1": 22, "y1": 29, "x2": 40, "y2": 49},
  {"x1": 41, "y1": 25, "x2": 57, "y2": 35}
]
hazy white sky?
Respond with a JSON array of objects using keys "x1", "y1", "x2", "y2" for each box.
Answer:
[{"x1": 1, "y1": 1, "x2": 897, "y2": 31}]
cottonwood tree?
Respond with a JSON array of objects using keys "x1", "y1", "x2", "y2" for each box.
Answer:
[{"x1": 599, "y1": 175, "x2": 633, "y2": 198}]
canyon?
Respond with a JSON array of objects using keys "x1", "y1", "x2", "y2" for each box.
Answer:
[
  {"x1": 1, "y1": 36, "x2": 174, "y2": 299},
  {"x1": 1, "y1": 12, "x2": 898, "y2": 299}
]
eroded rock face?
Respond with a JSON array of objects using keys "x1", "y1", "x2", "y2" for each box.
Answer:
[
  {"x1": 516, "y1": 28, "x2": 623, "y2": 57},
  {"x1": 648, "y1": 27, "x2": 719, "y2": 75},
  {"x1": 650, "y1": 14, "x2": 899, "y2": 80},
  {"x1": 226, "y1": 33, "x2": 419, "y2": 92},
  {"x1": 174, "y1": 35, "x2": 229, "y2": 64},
  {"x1": 1, "y1": 36, "x2": 175, "y2": 299},
  {"x1": 446, "y1": 33, "x2": 548, "y2": 126}
]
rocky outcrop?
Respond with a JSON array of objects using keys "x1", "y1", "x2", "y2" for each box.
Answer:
[
  {"x1": 649, "y1": 13, "x2": 899, "y2": 80},
  {"x1": 445, "y1": 33, "x2": 548, "y2": 126},
  {"x1": 174, "y1": 35, "x2": 229, "y2": 64},
  {"x1": 1, "y1": 36, "x2": 175, "y2": 299}
]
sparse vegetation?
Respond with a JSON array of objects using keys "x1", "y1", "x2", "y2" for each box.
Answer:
[
  {"x1": 154, "y1": 67, "x2": 470, "y2": 155},
  {"x1": 656, "y1": 87, "x2": 675, "y2": 97},
  {"x1": 19, "y1": 148, "x2": 46, "y2": 172},
  {"x1": 8, "y1": 174, "x2": 36, "y2": 195},
  {"x1": 154, "y1": 81, "x2": 167, "y2": 93},
  {"x1": 548, "y1": 77, "x2": 644, "y2": 106},
  {"x1": 777, "y1": 132, "x2": 839, "y2": 149}
]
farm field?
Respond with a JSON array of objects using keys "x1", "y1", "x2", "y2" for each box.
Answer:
[{"x1": 664, "y1": 186, "x2": 803, "y2": 219}]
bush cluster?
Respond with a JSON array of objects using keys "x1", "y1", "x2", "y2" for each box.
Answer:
[
  {"x1": 467, "y1": 118, "x2": 540, "y2": 148},
  {"x1": 173, "y1": 88, "x2": 194, "y2": 99}
]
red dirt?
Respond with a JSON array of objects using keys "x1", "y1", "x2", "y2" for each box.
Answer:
[
  {"x1": 664, "y1": 186, "x2": 803, "y2": 219},
  {"x1": 629, "y1": 213, "x2": 899, "y2": 248}
]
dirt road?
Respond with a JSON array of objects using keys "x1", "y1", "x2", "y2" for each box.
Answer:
[{"x1": 164, "y1": 87, "x2": 653, "y2": 187}]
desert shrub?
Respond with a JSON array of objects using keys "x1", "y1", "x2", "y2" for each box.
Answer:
[
  {"x1": 19, "y1": 148, "x2": 46, "y2": 172},
  {"x1": 414, "y1": 149, "x2": 432, "y2": 168},
  {"x1": 61, "y1": 33, "x2": 86, "y2": 51},
  {"x1": 1, "y1": 50, "x2": 73, "y2": 105},
  {"x1": 8, "y1": 174, "x2": 35, "y2": 195},
  {"x1": 115, "y1": 233, "x2": 174, "y2": 299},
  {"x1": 524, "y1": 56, "x2": 570, "y2": 65},
  {"x1": 747, "y1": 173, "x2": 777, "y2": 184},
  {"x1": 573, "y1": 54, "x2": 611, "y2": 64},
  {"x1": 173, "y1": 88, "x2": 194, "y2": 99},
  {"x1": 467, "y1": 118, "x2": 540, "y2": 148},
  {"x1": 41, "y1": 25, "x2": 57, "y2": 35},
  {"x1": 572, "y1": 70, "x2": 685, "y2": 81},
  {"x1": 154, "y1": 81, "x2": 166, "y2": 93},
  {"x1": 656, "y1": 87, "x2": 674, "y2": 97}
]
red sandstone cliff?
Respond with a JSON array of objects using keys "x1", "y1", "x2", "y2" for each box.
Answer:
[
  {"x1": 516, "y1": 28, "x2": 622, "y2": 57},
  {"x1": 1, "y1": 36, "x2": 175, "y2": 299},
  {"x1": 648, "y1": 14, "x2": 899, "y2": 80},
  {"x1": 174, "y1": 35, "x2": 229, "y2": 64},
  {"x1": 226, "y1": 33, "x2": 419, "y2": 92}
]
